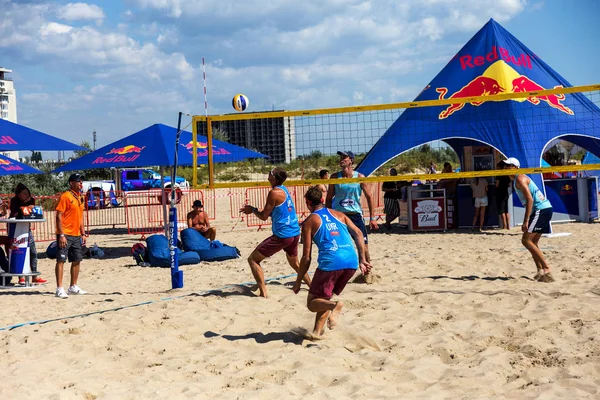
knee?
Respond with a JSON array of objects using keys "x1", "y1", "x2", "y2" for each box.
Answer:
[{"x1": 521, "y1": 236, "x2": 530, "y2": 247}]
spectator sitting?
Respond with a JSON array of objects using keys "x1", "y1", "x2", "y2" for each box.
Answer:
[
  {"x1": 187, "y1": 200, "x2": 216, "y2": 241},
  {"x1": 10, "y1": 183, "x2": 47, "y2": 285}
]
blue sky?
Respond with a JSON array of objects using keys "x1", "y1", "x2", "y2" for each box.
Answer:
[{"x1": 0, "y1": 0, "x2": 598, "y2": 159}]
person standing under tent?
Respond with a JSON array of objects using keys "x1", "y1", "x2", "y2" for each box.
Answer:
[
  {"x1": 240, "y1": 167, "x2": 312, "y2": 298},
  {"x1": 317, "y1": 169, "x2": 329, "y2": 201},
  {"x1": 9, "y1": 183, "x2": 48, "y2": 285},
  {"x1": 470, "y1": 177, "x2": 488, "y2": 232},
  {"x1": 495, "y1": 161, "x2": 512, "y2": 230},
  {"x1": 502, "y1": 158, "x2": 554, "y2": 282},
  {"x1": 326, "y1": 150, "x2": 378, "y2": 268},
  {"x1": 55, "y1": 173, "x2": 88, "y2": 299},
  {"x1": 293, "y1": 186, "x2": 371, "y2": 339},
  {"x1": 382, "y1": 168, "x2": 401, "y2": 230}
]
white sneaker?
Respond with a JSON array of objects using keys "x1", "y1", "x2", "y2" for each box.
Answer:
[
  {"x1": 56, "y1": 287, "x2": 69, "y2": 299},
  {"x1": 68, "y1": 285, "x2": 87, "y2": 295}
]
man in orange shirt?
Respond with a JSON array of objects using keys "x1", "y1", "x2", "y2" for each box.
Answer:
[{"x1": 55, "y1": 173, "x2": 87, "y2": 299}]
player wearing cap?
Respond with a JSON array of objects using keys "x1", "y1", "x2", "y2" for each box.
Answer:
[
  {"x1": 502, "y1": 157, "x2": 554, "y2": 282},
  {"x1": 187, "y1": 199, "x2": 216, "y2": 241},
  {"x1": 326, "y1": 150, "x2": 378, "y2": 268},
  {"x1": 55, "y1": 173, "x2": 88, "y2": 298}
]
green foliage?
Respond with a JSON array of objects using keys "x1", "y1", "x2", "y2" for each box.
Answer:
[
  {"x1": 73, "y1": 141, "x2": 92, "y2": 159},
  {"x1": 212, "y1": 127, "x2": 229, "y2": 142},
  {"x1": 0, "y1": 164, "x2": 68, "y2": 196},
  {"x1": 30, "y1": 151, "x2": 43, "y2": 162}
]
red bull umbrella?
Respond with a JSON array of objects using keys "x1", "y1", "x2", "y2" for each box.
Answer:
[
  {"x1": 52, "y1": 123, "x2": 267, "y2": 172},
  {"x1": 358, "y1": 18, "x2": 600, "y2": 176},
  {"x1": 0, "y1": 153, "x2": 43, "y2": 176},
  {"x1": 0, "y1": 118, "x2": 85, "y2": 151}
]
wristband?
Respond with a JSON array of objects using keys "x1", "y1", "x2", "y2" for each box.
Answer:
[
  {"x1": 59, "y1": 234, "x2": 65, "y2": 237},
  {"x1": 370, "y1": 217, "x2": 377, "y2": 221},
  {"x1": 253, "y1": 207, "x2": 258, "y2": 213}
]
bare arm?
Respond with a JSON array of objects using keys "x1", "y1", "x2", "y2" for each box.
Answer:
[
  {"x1": 201, "y1": 212, "x2": 211, "y2": 228},
  {"x1": 515, "y1": 175, "x2": 533, "y2": 229},
  {"x1": 187, "y1": 213, "x2": 194, "y2": 228},
  {"x1": 325, "y1": 174, "x2": 337, "y2": 208},
  {"x1": 360, "y1": 177, "x2": 378, "y2": 229},
  {"x1": 336, "y1": 210, "x2": 372, "y2": 275},
  {"x1": 240, "y1": 189, "x2": 280, "y2": 221},
  {"x1": 293, "y1": 216, "x2": 316, "y2": 293}
]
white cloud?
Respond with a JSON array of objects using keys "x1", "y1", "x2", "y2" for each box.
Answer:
[{"x1": 56, "y1": 3, "x2": 105, "y2": 23}]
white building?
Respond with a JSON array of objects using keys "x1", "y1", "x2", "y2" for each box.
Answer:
[{"x1": 0, "y1": 67, "x2": 19, "y2": 160}]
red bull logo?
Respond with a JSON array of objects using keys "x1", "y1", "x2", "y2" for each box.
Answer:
[
  {"x1": 0, "y1": 159, "x2": 12, "y2": 165},
  {"x1": 436, "y1": 59, "x2": 574, "y2": 119},
  {"x1": 93, "y1": 144, "x2": 145, "y2": 165},
  {"x1": 181, "y1": 141, "x2": 231, "y2": 156},
  {"x1": 560, "y1": 184, "x2": 574, "y2": 195},
  {"x1": 107, "y1": 144, "x2": 146, "y2": 155},
  {"x1": 0, "y1": 136, "x2": 18, "y2": 145}
]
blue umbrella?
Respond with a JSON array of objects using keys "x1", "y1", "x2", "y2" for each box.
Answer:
[
  {"x1": 52, "y1": 123, "x2": 266, "y2": 172},
  {"x1": 0, "y1": 154, "x2": 43, "y2": 175},
  {"x1": 0, "y1": 118, "x2": 85, "y2": 151}
]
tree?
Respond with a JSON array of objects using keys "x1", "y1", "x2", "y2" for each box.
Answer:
[
  {"x1": 212, "y1": 127, "x2": 229, "y2": 142},
  {"x1": 74, "y1": 141, "x2": 92, "y2": 159}
]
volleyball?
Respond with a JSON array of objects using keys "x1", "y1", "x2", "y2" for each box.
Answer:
[{"x1": 232, "y1": 94, "x2": 249, "y2": 112}]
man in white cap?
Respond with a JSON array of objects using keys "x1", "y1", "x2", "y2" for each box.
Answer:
[{"x1": 502, "y1": 157, "x2": 554, "y2": 282}]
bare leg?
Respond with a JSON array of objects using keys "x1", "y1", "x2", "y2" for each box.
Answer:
[
  {"x1": 286, "y1": 253, "x2": 311, "y2": 286},
  {"x1": 502, "y1": 213, "x2": 510, "y2": 230},
  {"x1": 472, "y1": 206, "x2": 479, "y2": 229},
  {"x1": 307, "y1": 294, "x2": 338, "y2": 336},
  {"x1": 55, "y1": 261, "x2": 64, "y2": 288},
  {"x1": 530, "y1": 234, "x2": 545, "y2": 279},
  {"x1": 506, "y1": 213, "x2": 511, "y2": 230},
  {"x1": 70, "y1": 262, "x2": 81, "y2": 287},
  {"x1": 247, "y1": 250, "x2": 268, "y2": 298},
  {"x1": 208, "y1": 228, "x2": 217, "y2": 241},
  {"x1": 327, "y1": 300, "x2": 344, "y2": 330},
  {"x1": 479, "y1": 206, "x2": 487, "y2": 231},
  {"x1": 522, "y1": 233, "x2": 552, "y2": 281}
]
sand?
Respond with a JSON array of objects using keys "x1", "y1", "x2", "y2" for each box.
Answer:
[{"x1": 1, "y1": 198, "x2": 600, "y2": 399}]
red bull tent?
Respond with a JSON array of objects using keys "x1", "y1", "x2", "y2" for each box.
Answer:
[
  {"x1": 0, "y1": 118, "x2": 85, "y2": 151},
  {"x1": 52, "y1": 123, "x2": 267, "y2": 173},
  {"x1": 358, "y1": 19, "x2": 600, "y2": 184},
  {"x1": 0, "y1": 153, "x2": 43, "y2": 175}
]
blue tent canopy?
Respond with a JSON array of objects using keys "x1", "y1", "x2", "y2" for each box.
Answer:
[
  {"x1": 0, "y1": 154, "x2": 43, "y2": 175},
  {"x1": 357, "y1": 19, "x2": 600, "y2": 192},
  {"x1": 52, "y1": 123, "x2": 267, "y2": 172},
  {"x1": 0, "y1": 118, "x2": 84, "y2": 151}
]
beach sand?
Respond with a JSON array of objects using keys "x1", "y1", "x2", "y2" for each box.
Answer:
[{"x1": 1, "y1": 204, "x2": 600, "y2": 399}]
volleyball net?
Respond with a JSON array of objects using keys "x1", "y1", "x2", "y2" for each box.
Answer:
[{"x1": 189, "y1": 84, "x2": 600, "y2": 189}]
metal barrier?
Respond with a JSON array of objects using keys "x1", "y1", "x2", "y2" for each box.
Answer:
[
  {"x1": 228, "y1": 188, "x2": 247, "y2": 219},
  {"x1": 245, "y1": 187, "x2": 272, "y2": 229},
  {"x1": 84, "y1": 190, "x2": 127, "y2": 228}
]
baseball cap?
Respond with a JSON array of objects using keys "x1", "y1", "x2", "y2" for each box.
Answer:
[
  {"x1": 501, "y1": 157, "x2": 520, "y2": 168},
  {"x1": 68, "y1": 173, "x2": 85, "y2": 182},
  {"x1": 193, "y1": 200, "x2": 203, "y2": 208},
  {"x1": 337, "y1": 150, "x2": 355, "y2": 160}
]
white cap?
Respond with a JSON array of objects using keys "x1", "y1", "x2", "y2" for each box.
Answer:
[{"x1": 502, "y1": 157, "x2": 520, "y2": 168}]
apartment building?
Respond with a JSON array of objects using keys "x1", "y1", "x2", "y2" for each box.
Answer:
[{"x1": 0, "y1": 67, "x2": 19, "y2": 160}]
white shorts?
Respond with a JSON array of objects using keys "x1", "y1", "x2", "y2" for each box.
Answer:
[{"x1": 474, "y1": 197, "x2": 488, "y2": 208}]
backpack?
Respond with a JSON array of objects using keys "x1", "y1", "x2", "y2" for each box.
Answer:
[{"x1": 131, "y1": 243, "x2": 147, "y2": 265}]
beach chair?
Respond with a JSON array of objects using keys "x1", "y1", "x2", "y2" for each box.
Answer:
[
  {"x1": 87, "y1": 190, "x2": 97, "y2": 209},
  {"x1": 98, "y1": 189, "x2": 106, "y2": 209},
  {"x1": 109, "y1": 186, "x2": 120, "y2": 207}
]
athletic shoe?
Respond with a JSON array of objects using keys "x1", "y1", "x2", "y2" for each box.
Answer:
[
  {"x1": 68, "y1": 285, "x2": 87, "y2": 295},
  {"x1": 18, "y1": 277, "x2": 25, "y2": 285},
  {"x1": 32, "y1": 277, "x2": 48, "y2": 284},
  {"x1": 56, "y1": 287, "x2": 69, "y2": 299}
]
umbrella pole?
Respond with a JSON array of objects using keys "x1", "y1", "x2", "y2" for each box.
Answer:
[{"x1": 160, "y1": 166, "x2": 168, "y2": 237}]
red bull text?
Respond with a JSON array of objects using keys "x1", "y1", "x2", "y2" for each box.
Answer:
[
  {"x1": 458, "y1": 46, "x2": 532, "y2": 70},
  {"x1": 93, "y1": 144, "x2": 145, "y2": 164}
]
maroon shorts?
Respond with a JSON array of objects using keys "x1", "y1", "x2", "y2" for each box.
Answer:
[
  {"x1": 309, "y1": 268, "x2": 357, "y2": 300},
  {"x1": 256, "y1": 234, "x2": 300, "y2": 258}
]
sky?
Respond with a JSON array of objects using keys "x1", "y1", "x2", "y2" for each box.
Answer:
[{"x1": 1, "y1": 0, "x2": 598, "y2": 160}]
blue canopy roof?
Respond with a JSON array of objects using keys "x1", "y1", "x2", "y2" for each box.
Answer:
[
  {"x1": 0, "y1": 154, "x2": 42, "y2": 176},
  {"x1": 358, "y1": 19, "x2": 600, "y2": 178},
  {"x1": 0, "y1": 118, "x2": 85, "y2": 151},
  {"x1": 52, "y1": 123, "x2": 267, "y2": 172}
]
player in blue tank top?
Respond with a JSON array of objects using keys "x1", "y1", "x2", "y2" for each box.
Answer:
[
  {"x1": 293, "y1": 186, "x2": 371, "y2": 339},
  {"x1": 326, "y1": 150, "x2": 379, "y2": 271},
  {"x1": 502, "y1": 157, "x2": 554, "y2": 283},
  {"x1": 241, "y1": 167, "x2": 312, "y2": 298}
]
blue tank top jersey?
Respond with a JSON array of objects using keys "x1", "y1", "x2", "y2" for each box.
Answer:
[
  {"x1": 271, "y1": 185, "x2": 301, "y2": 238},
  {"x1": 333, "y1": 171, "x2": 363, "y2": 214},
  {"x1": 312, "y1": 208, "x2": 358, "y2": 272},
  {"x1": 513, "y1": 174, "x2": 552, "y2": 211}
]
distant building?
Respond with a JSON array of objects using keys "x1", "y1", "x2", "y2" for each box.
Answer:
[
  {"x1": 0, "y1": 67, "x2": 19, "y2": 160},
  {"x1": 196, "y1": 112, "x2": 296, "y2": 164}
]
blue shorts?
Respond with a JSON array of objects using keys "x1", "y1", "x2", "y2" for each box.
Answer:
[
  {"x1": 528, "y1": 207, "x2": 553, "y2": 234},
  {"x1": 346, "y1": 213, "x2": 368, "y2": 244}
]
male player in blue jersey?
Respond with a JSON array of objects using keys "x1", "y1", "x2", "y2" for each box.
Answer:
[
  {"x1": 293, "y1": 186, "x2": 371, "y2": 338},
  {"x1": 326, "y1": 150, "x2": 378, "y2": 266},
  {"x1": 241, "y1": 167, "x2": 312, "y2": 298},
  {"x1": 502, "y1": 157, "x2": 554, "y2": 282}
]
